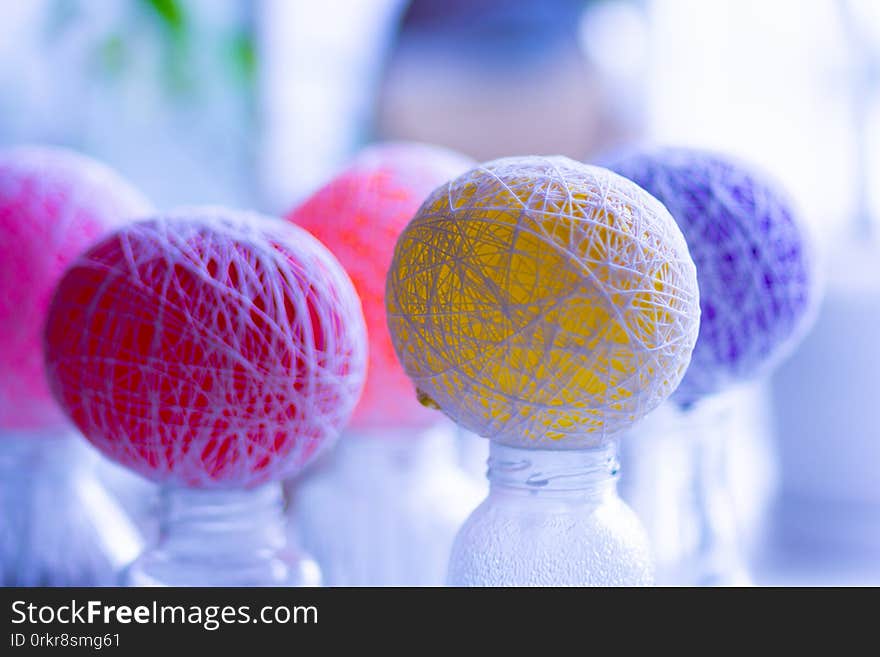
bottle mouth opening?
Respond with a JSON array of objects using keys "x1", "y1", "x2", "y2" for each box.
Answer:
[{"x1": 486, "y1": 441, "x2": 620, "y2": 492}]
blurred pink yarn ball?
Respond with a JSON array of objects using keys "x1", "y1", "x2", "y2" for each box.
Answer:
[
  {"x1": 0, "y1": 146, "x2": 151, "y2": 432},
  {"x1": 289, "y1": 142, "x2": 474, "y2": 430}
]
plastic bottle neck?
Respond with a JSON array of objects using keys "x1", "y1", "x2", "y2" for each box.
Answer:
[
  {"x1": 674, "y1": 391, "x2": 751, "y2": 585},
  {"x1": 673, "y1": 390, "x2": 739, "y2": 436},
  {"x1": 157, "y1": 483, "x2": 287, "y2": 558},
  {"x1": 487, "y1": 440, "x2": 620, "y2": 501}
]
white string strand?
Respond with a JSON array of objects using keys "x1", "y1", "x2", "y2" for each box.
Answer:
[
  {"x1": 44, "y1": 209, "x2": 367, "y2": 488},
  {"x1": 386, "y1": 156, "x2": 700, "y2": 448},
  {"x1": 289, "y1": 142, "x2": 474, "y2": 429},
  {"x1": 611, "y1": 148, "x2": 817, "y2": 405}
]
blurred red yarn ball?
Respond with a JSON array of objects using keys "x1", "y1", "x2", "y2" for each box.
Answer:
[
  {"x1": 44, "y1": 209, "x2": 367, "y2": 488},
  {"x1": 288, "y1": 142, "x2": 473, "y2": 429},
  {"x1": 0, "y1": 145, "x2": 151, "y2": 431}
]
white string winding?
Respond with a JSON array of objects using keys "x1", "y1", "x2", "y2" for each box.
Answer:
[
  {"x1": 289, "y1": 141, "x2": 474, "y2": 429},
  {"x1": 386, "y1": 156, "x2": 700, "y2": 448},
  {"x1": 44, "y1": 208, "x2": 367, "y2": 488},
  {"x1": 611, "y1": 147, "x2": 817, "y2": 405}
]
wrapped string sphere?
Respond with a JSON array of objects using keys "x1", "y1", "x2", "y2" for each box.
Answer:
[
  {"x1": 0, "y1": 145, "x2": 149, "y2": 586},
  {"x1": 386, "y1": 155, "x2": 701, "y2": 448},
  {"x1": 0, "y1": 146, "x2": 151, "y2": 430},
  {"x1": 289, "y1": 141, "x2": 474, "y2": 428},
  {"x1": 287, "y1": 142, "x2": 481, "y2": 585},
  {"x1": 386, "y1": 155, "x2": 701, "y2": 586},
  {"x1": 44, "y1": 208, "x2": 367, "y2": 586},
  {"x1": 45, "y1": 209, "x2": 367, "y2": 489},
  {"x1": 610, "y1": 147, "x2": 816, "y2": 405},
  {"x1": 610, "y1": 147, "x2": 817, "y2": 585}
]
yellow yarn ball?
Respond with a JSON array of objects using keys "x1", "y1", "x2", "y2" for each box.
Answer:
[{"x1": 386, "y1": 156, "x2": 700, "y2": 447}]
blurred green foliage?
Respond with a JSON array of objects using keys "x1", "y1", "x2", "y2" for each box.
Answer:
[
  {"x1": 49, "y1": 0, "x2": 256, "y2": 103},
  {"x1": 144, "y1": 0, "x2": 186, "y2": 33}
]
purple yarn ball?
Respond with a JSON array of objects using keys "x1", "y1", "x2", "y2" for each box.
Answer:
[{"x1": 610, "y1": 147, "x2": 816, "y2": 405}]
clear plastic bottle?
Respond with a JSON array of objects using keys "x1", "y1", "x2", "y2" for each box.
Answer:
[
  {"x1": 125, "y1": 482, "x2": 319, "y2": 587},
  {"x1": 448, "y1": 439, "x2": 653, "y2": 586},
  {"x1": 620, "y1": 392, "x2": 753, "y2": 586},
  {"x1": 291, "y1": 422, "x2": 482, "y2": 586},
  {"x1": 0, "y1": 430, "x2": 142, "y2": 586}
]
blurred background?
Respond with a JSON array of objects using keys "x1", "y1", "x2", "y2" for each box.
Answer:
[{"x1": 2, "y1": 0, "x2": 879, "y2": 585}]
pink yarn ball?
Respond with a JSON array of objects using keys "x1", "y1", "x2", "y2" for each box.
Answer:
[
  {"x1": 288, "y1": 142, "x2": 474, "y2": 429},
  {"x1": 0, "y1": 146, "x2": 151, "y2": 431},
  {"x1": 44, "y1": 209, "x2": 367, "y2": 488}
]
